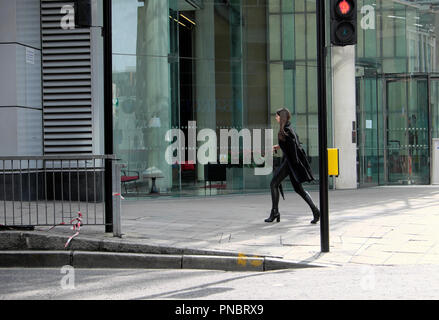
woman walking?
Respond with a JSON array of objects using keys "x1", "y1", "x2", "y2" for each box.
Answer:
[{"x1": 265, "y1": 108, "x2": 320, "y2": 224}]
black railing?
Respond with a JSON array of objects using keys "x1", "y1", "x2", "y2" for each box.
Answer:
[{"x1": 0, "y1": 155, "x2": 119, "y2": 235}]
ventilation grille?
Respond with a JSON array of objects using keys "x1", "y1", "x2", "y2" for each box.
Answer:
[{"x1": 41, "y1": 0, "x2": 93, "y2": 154}]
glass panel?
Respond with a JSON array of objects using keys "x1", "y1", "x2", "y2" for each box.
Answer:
[
  {"x1": 307, "y1": 67, "x2": 317, "y2": 113},
  {"x1": 356, "y1": 76, "x2": 380, "y2": 186},
  {"x1": 386, "y1": 80, "x2": 407, "y2": 184},
  {"x1": 308, "y1": 114, "x2": 319, "y2": 166},
  {"x1": 268, "y1": 0, "x2": 280, "y2": 13},
  {"x1": 282, "y1": 0, "x2": 293, "y2": 12},
  {"x1": 294, "y1": 14, "x2": 306, "y2": 60},
  {"x1": 270, "y1": 62, "x2": 285, "y2": 109},
  {"x1": 284, "y1": 69, "x2": 294, "y2": 113},
  {"x1": 295, "y1": 0, "x2": 305, "y2": 12},
  {"x1": 269, "y1": 15, "x2": 281, "y2": 61},
  {"x1": 112, "y1": 0, "x2": 326, "y2": 197},
  {"x1": 295, "y1": 114, "x2": 308, "y2": 151},
  {"x1": 381, "y1": 15, "x2": 395, "y2": 58},
  {"x1": 295, "y1": 66, "x2": 306, "y2": 113},
  {"x1": 431, "y1": 80, "x2": 439, "y2": 140},
  {"x1": 306, "y1": 0, "x2": 316, "y2": 12},
  {"x1": 356, "y1": 1, "x2": 439, "y2": 187},
  {"x1": 113, "y1": 0, "x2": 173, "y2": 196},
  {"x1": 386, "y1": 79, "x2": 429, "y2": 185},
  {"x1": 282, "y1": 14, "x2": 294, "y2": 61},
  {"x1": 306, "y1": 13, "x2": 316, "y2": 61},
  {"x1": 377, "y1": 77, "x2": 385, "y2": 186}
]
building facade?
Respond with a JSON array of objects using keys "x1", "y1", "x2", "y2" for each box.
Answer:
[{"x1": 1, "y1": 0, "x2": 439, "y2": 198}]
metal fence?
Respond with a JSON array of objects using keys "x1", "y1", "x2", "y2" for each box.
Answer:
[{"x1": 0, "y1": 155, "x2": 118, "y2": 234}]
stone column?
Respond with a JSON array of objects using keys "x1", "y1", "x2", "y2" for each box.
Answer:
[
  {"x1": 195, "y1": 2, "x2": 217, "y2": 180},
  {"x1": 331, "y1": 45, "x2": 357, "y2": 189},
  {"x1": 137, "y1": 0, "x2": 172, "y2": 192}
]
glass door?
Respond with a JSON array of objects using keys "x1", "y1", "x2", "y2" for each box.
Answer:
[
  {"x1": 385, "y1": 77, "x2": 430, "y2": 184},
  {"x1": 430, "y1": 78, "x2": 439, "y2": 140},
  {"x1": 356, "y1": 74, "x2": 380, "y2": 186}
]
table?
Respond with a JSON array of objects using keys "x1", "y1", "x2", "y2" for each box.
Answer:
[{"x1": 143, "y1": 167, "x2": 164, "y2": 194}]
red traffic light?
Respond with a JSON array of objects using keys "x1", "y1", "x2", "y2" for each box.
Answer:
[
  {"x1": 331, "y1": 0, "x2": 357, "y2": 46},
  {"x1": 336, "y1": 0, "x2": 354, "y2": 17},
  {"x1": 339, "y1": 0, "x2": 350, "y2": 14}
]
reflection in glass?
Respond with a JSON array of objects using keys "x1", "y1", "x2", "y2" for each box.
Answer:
[
  {"x1": 356, "y1": 0, "x2": 439, "y2": 186},
  {"x1": 112, "y1": 0, "x2": 323, "y2": 197}
]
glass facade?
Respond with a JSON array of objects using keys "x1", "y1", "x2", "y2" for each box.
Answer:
[
  {"x1": 112, "y1": 0, "x2": 327, "y2": 197},
  {"x1": 112, "y1": 0, "x2": 439, "y2": 197},
  {"x1": 355, "y1": 0, "x2": 439, "y2": 186}
]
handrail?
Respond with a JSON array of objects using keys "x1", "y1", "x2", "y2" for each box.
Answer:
[{"x1": 0, "y1": 155, "x2": 116, "y2": 161}]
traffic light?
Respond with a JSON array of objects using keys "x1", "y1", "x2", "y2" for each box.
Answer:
[
  {"x1": 330, "y1": 0, "x2": 357, "y2": 46},
  {"x1": 74, "y1": 0, "x2": 92, "y2": 28}
]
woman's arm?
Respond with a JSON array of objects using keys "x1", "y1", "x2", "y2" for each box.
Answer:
[{"x1": 284, "y1": 127, "x2": 300, "y2": 163}]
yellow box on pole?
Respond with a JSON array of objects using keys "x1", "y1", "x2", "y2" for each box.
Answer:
[{"x1": 328, "y1": 148, "x2": 339, "y2": 177}]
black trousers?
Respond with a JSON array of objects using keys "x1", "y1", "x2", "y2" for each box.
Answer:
[{"x1": 270, "y1": 158, "x2": 308, "y2": 210}]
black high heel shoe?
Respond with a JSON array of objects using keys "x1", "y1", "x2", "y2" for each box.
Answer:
[
  {"x1": 265, "y1": 208, "x2": 280, "y2": 223},
  {"x1": 310, "y1": 207, "x2": 320, "y2": 224},
  {"x1": 303, "y1": 192, "x2": 320, "y2": 224}
]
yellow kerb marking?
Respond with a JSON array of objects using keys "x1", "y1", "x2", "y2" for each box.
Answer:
[{"x1": 237, "y1": 253, "x2": 263, "y2": 267}]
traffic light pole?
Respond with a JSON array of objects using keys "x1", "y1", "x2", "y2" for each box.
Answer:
[
  {"x1": 316, "y1": 0, "x2": 330, "y2": 253},
  {"x1": 103, "y1": 0, "x2": 113, "y2": 233}
]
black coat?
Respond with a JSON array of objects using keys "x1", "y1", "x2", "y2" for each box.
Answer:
[{"x1": 278, "y1": 122, "x2": 315, "y2": 184}]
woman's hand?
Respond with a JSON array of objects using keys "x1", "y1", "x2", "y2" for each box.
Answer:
[{"x1": 273, "y1": 145, "x2": 280, "y2": 153}]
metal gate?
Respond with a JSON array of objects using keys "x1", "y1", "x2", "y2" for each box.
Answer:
[{"x1": 0, "y1": 155, "x2": 119, "y2": 233}]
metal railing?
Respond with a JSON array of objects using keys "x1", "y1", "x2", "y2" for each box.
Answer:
[{"x1": 0, "y1": 155, "x2": 120, "y2": 235}]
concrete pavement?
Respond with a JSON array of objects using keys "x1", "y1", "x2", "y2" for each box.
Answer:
[{"x1": 4, "y1": 185, "x2": 436, "y2": 269}]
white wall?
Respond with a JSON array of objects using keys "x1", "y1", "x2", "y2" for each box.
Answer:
[{"x1": 0, "y1": 0, "x2": 42, "y2": 157}]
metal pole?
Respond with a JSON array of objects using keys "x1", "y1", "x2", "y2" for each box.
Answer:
[
  {"x1": 3, "y1": 160, "x2": 6, "y2": 226},
  {"x1": 112, "y1": 161, "x2": 122, "y2": 238},
  {"x1": 317, "y1": 0, "x2": 330, "y2": 253},
  {"x1": 104, "y1": 0, "x2": 113, "y2": 233}
]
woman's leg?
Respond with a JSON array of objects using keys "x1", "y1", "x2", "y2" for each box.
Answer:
[
  {"x1": 290, "y1": 178, "x2": 320, "y2": 224},
  {"x1": 270, "y1": 160, "x2": 290, "y2": 210},
  {"x1": 266, "y1": 160, "x2": 290, "y2": 223}
]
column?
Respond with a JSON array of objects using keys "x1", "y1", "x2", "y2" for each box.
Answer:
[
  {"x1": 195, "y1": 2, "x2": 217, "y2": 180},
  {"x1": 331, "y1": 45, "x2": 357, "y2": 189},
  {"x1": 137, "y1": 0, "x2": 172, "y2": 192}
]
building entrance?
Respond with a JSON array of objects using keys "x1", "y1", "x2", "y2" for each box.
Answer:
[
  {"x1": 385, "y1": 75, "x2": 430, "y2": 185},
  {"x1": 356, "y1": 71, "x2": 380, "y2": 187},
  {"x1": 357, "y1": 73, "x2": 439, "y2": 187}
]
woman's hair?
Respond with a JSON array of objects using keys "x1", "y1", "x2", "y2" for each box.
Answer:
[{"x1": 276, "y1": 108, "x2": 291, "y2": 141}]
